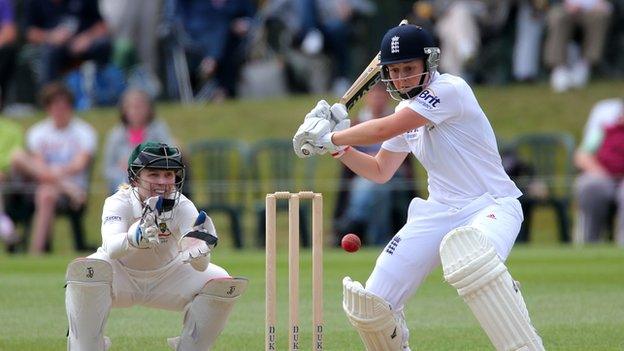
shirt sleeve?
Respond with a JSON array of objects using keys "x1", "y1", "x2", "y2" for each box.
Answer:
[
  {"x1": 103, "y1": 127, "x2": 122, "y2": 186},
  {"x1": 405, "y1": 79, "x2": 462, "y2": 125},
  {"x1": 101, "y1": 197, "x2": 133, "y2": 259},
  {"x1": 26, "y1": 124, "x2": 41, "y2": 153},
  {"x1": 77, "y1": 121, "x2": 97, "y2": 154},
  {"x1": 174, "y1": 198, "x2": 201, "y2": 241},
  {"x1": 381, "y1": 134, "x2": 411, "y2": 153}
]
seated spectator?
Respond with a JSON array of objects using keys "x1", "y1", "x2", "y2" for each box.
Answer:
[
  {"x1": 99, "y1": 0, "x2": 163, "y2": 97},
  {"x1": 11, "y1": 82, "x2": 96, "y2": 255},
  {"x1": 574, "y1": 97, "x2": 624, "y2": 245},
  {"x1": 512, "y1": 0, "x2": 547, "y2": 82},
  {"x1": 434, "y1": 0, "x2": 512, "y2": 81},
  {"x1": 0, "y1": 0, "x2": 16, "y2": 110},
  {"x1": 263, "y1": 0, "x2": 376, "y2": 95},
  {"x1": 332, "y1": 83, "x2": 415, "y2": 245},
  {"x1": 173, "y1": 0, "x2": 255, "y2": 101},
  {"x1": 24, "y1": 0, "x2": 111, "y2": 87},
  {"x1": 294, "y1": 0, "x2": 375, "y2": 95},
  {"x1": 544, "y1": 0, "x2": 612, "y2": 92},
  {"x1": 103, "y1": 88, "x2": 173, "y2": 193},
  {"x1": 0, "y1": 117, "x2": 22, "y2": 245}
]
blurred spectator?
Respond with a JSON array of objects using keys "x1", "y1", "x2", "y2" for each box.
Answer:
[
  {"x1": 544, "y1": 0, "x2": 612, "y2": 92},
  {"x1": 332, "y1": 83, "x2": 415, "y2": 245},
  {"x1": 172, "y1": 0, "x2": 255, "y2": 101},
  {"x1": 433, "y1": 0, "x2": 512, "y2": 81},
  {"x1": 11, "y1": 82, "x2": 96, "y2": 254},
  {"x1": 0, "y1": 0, "x2": 16, "y2": 110},
  {"x1": 0, "y1": 118, "x2": 22, "y2": 245},
  {"x1": 512, "y1": 0, "x2": 546, "y2": 82},
  {"x1": 24, "y1": 0, "x2": 111, "y2": 87},
  {"x1": 574, "y1": 97, "x2": 624, "y2": 245},
  {"x1": 103, "y1": 88, "x2": 173, "y2": 193},
  {"x1": 295, "y1": 0, "x2": 375, "y2": 95},
  {"x1": 262, "y1": 0, "x2": 375, "y2": 94},
  {"x1": 407, "y1": 0, "x2": 436, "y2": 34},
  {"x1": 99, "y1": 0, "x2": 163, "y2": 97}
]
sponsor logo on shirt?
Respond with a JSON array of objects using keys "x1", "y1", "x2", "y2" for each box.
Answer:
[
  {"x1": 417, "y1": 89, "x2": 441, "y2": 109},
  {"x1": 103, "y1": 215, "x2": 122, "y2": 225}
]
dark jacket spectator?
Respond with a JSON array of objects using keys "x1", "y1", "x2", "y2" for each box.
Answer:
[
  {"x1": 0, "y1": 0, "x2": 16, "y2": 110},
  {"x1": 24, "y1": 0, "x2": 111, "y2": 86},
  {"x1": 173, "y1": 0, "x2": 255, "y2": 100}
]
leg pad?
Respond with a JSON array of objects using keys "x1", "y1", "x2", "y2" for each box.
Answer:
[
  {"x1": 440, "y1": 227, "x2": 544, "y2": 351},
  {"x1": 342, "y1": 277, "x2": 408, "y2": 351}
]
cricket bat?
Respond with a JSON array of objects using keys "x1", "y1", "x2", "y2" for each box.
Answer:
[{"x1": 301, "y1": 19, "x2": 409, "y2": 156}]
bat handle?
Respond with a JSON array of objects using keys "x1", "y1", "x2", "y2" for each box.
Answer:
[{"x1": 301, "y1": 143, "x2": 315, "y2": 156}]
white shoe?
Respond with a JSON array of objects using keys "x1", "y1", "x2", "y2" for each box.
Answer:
[
  {"x1": 550, "y1": 66, "x2": 571, "y2": 93},
  {"x1": 570, "y1": 60, "x2": 589, "y2": 88},
  {"x1": 167, "y1": 336, "x2": 180, "y2": 350},
  {"x1": 0, "y1": 213, "x2": 18, "y2": 245},
  {"x1": 331, "y1": 77, "x2": 350, "y2": 96},
  {"x1": 104, "y1": 336, "x2": 111, "y2": 351},
  {"x1": 301, "y1": 29, "x2": 324, "y2": 55}
]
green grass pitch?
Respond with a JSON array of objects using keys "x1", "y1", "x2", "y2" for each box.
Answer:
[{"x1": 1, "y1": 245, "x2": 623, "y2": 350}]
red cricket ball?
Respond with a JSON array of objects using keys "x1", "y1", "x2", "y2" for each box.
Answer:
[{"x1": 341, "y1": 233, "x2": 361, "y2": 253}]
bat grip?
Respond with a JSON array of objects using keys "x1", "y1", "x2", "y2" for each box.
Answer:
[{"x1": 301, "y1": 143, "x2": 314, "y2": 156}]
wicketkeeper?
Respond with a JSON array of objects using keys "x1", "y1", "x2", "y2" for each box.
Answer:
[
  {"x1": 293, "y1": 24, "x2": 545, "y2": 350},
  {"x1": 64, "y1": 142, "x2": 247, "y2": 350}
]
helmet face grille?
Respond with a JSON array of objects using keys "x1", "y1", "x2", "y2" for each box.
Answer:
[
  {"x1": 127, "y1": 142, "x2": 185, "y2": 192},
  {"x1": 379, "y1": 25, "x2": 439, "y2": 101}
]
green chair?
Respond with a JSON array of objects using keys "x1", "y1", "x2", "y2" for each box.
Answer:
[
  {"x1": 511, "y1": 132, "x2": 576, "y2": 242},
  {"x1": 248, "y1": 138, "x2": 317, "y2": 247},
  {"x1": 188, "y1": 140, "x2": 249, "y2": 249}
]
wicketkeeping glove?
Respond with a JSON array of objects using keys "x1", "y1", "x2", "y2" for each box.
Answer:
[
  {"x1": 179, "y1": 211, "x2": 218, "y2": 271},
  {"x1": 127, "y1": 196, "x2": 164, "y2": 249}
]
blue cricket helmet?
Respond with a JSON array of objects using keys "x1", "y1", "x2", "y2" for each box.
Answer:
[{"x1": 379, "y1": 24, "x2": 440, "y2": 100}]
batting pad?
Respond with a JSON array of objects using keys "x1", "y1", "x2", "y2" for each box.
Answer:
[
  {"x1": 171, "y1": 277, "x2": 248, "y2": 351},
  {"x1": 342, "y1": 277, "x2": 408, "y2": 351},
  {"x1": 65, "y1": 258, "x2": 113, "y2": 351},
  {"x1": 439, "y1": 227, "x2": 544, "y2": 351}
]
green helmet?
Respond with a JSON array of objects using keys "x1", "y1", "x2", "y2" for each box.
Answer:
[{"x1": 127, "y1": 142, "x2": 185, "y2": 198}]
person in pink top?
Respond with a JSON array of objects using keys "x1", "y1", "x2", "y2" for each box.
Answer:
[{"x1": 103, "y1": 88, "x2": 173, "y2": 193}]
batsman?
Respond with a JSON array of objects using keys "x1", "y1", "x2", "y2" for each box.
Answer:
[
  {"x1": 64, "y1": 142, "x2": 248, "y2": 350},
  {"x1": 293, "y1": 24, "x2": 545, "y2": 350}
]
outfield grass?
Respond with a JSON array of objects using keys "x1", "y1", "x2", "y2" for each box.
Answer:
[{"x1": 1, "y1": 245, "x2": 623, "y2": 350}]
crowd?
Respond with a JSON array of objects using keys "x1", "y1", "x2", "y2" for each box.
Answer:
[
  {"x1": 0, "y1": 0, "x2": 623, "y2": 255},
  {"x1": 0, "y1": 0, "x2": 621, "y2": 112}
]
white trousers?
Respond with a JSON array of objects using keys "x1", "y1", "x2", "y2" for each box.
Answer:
[
  {"x1": 89, "y1": 249, "x2": 229, "y2": 311},
  {"x1": 365, "y1": 194, "x2": 523, "y2": 311}
]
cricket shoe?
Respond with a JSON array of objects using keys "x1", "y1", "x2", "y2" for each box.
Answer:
[{"x1": 167, "y1": 336, "x2": 180, "y2": 350}]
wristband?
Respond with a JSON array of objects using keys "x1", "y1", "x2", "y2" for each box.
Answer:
[{"x1": 331, "y1": 146, "x2": 351, "y2": 158}]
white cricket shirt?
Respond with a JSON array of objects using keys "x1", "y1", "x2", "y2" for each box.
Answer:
[
  {"x1": 382, "y1": 72, "x2": 521, "y2": 208},
  {"x1": 100, "y1": 186, "x2": 217, "y2": 271}
]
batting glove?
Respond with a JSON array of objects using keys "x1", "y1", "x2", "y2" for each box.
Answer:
[
  {"x1": 293, "y1": 117, "x2": 332, "y2": 158},
  {"x1": 179, "y1": 211, "x2": 218, "y2": 271},
  {"x1": 305, "y1": 100, "x2": 350, "y2": 128}
]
